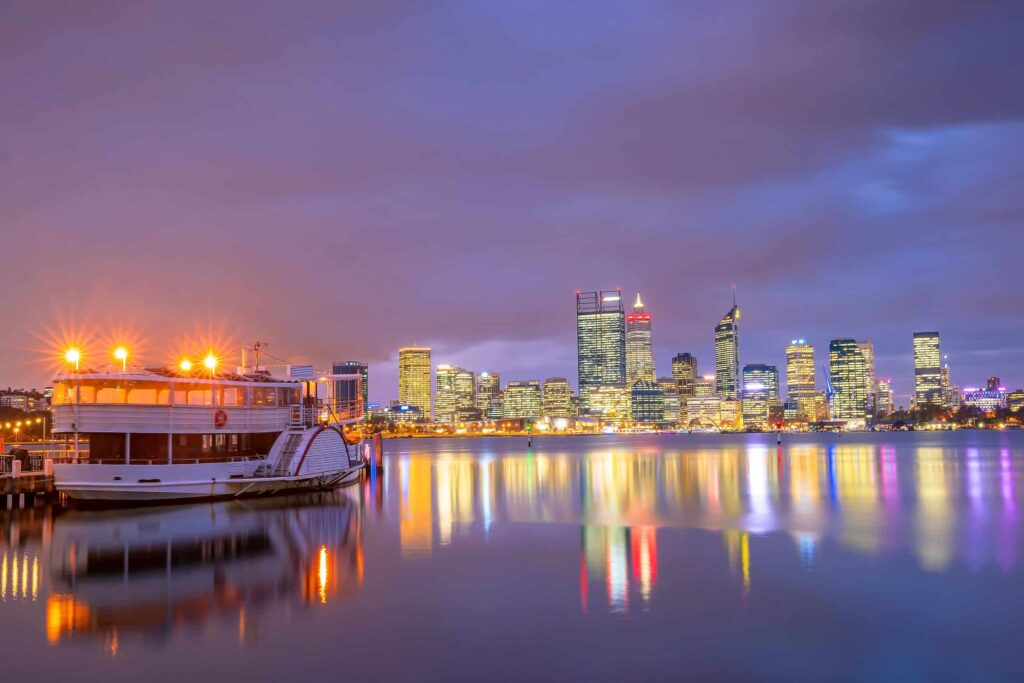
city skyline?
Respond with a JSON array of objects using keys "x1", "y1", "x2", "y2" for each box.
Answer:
[{"x1": 3, "y1": 3, "x2": 1023, "y2": 405}]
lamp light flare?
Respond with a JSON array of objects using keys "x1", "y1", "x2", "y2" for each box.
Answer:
[
  {"x1": 114, "y1": 346, "x2": 128, "y2": 372},
  {"x1": 64, "y1": 348, "x2": 81, "y2": 370},
  {"x1": 179, "y1": 358, "x2": 193, "y2": 372},
  {"x1": 203, "y1": 354, "x2": 218, "y2": 372}
]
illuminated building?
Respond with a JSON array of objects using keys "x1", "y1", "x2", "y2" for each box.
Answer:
[
  {"x1": 785, "y1": 340, "x2": 816, "y2": 420},
  {"x1": 987, "y1": 376, "x2": 1001, "y2": 391},
  {"x1": 657, "y1": 378, "x2": 681, "y2": 424},
  {"x1": 742, "y1": 364, "x2": 778, "y2": 400},
  {"x1": 476, "y1": 371, "x2": 501, "y2": 412},
  {"x1": 1007, "y1": 390, "x2": 1024, "y2": 412},
  {"x1": 783, "y1": 400, "x2": 799, "y2": 420},
  {"x1": 503, "y1": 380, "x2": 542, "y2": 419},
  {"x1": 453, "y1": 367, "x2": 477, "y2": 420},
  {"x1": 585, "y1": 386, "x2": 631, "y2": 425},
  {"x1": 962, "y1": 386, "x2": 1007, "y2": 411},
  {"x1": 332, "y1": 361, "x2": 368, "y2": 415},
  {"x1": 741, "y1": 384, "x2": 769, "y2": 430},
  {"x1": 857, "y1": 340, "x2": 875, "y2": 414},
  {"x1": 913, "y1": 332, "x2": 942, "y2": 407},
  {"x1": 685, "y1": 394, "x2": 721, "y2": 428},
  {"x1": 625, "y1": 293, "x2": 655, "y2": 386},
  {"x1": 719, "y1": 399, "x2": 741, "y2": 430},
  {"x1": 398, "y1": 347, "x2": 431, "y2": 418},
  {"x1": 386, "y1": 403, "x2": 421, "y2": 424},
  {"x1": 542, "y1": 377, "x2": 574, "y2": 418},
  {"x1": 577, "y1": 290, "x2": 626, "y2": 414},
  {"x1": 829, "y1": 338, "x2": 868, "y2": 421},
  {"x1": 434, "y1": 365, "x2": 459, "y2": 423},
  {"x1": 694, "y1": 375, "x2": 715, "y2": 396},
  {"x1": 940, "y1": 363, "x2": 960, "y2": 410},
  {"x1": 671, "y1": 353, "x2": 697, "y2": 397},
  {"x1": 714, "y1": 300, "x2": 740, "y2": 400},
  {"x1": 874, "y1": 378, "x2": 894, "y2": 417},
  {"x1": 814, "y1": 391, "x2": 830, "y2": 421},
  {"x1": 630, "y1": 380, "x2": 665, "y2": 424}
]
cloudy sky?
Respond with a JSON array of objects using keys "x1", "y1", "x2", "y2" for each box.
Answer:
[{"x1": 2, "y1": 0, "x2": 1022, "y2": 405}]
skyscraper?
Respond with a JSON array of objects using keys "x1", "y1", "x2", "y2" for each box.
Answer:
[
  {"x1": 434, "y1": 364, "x2": 459, "y2": 424},
  {"x1": 829, "y1": 338, "x2": 868, "y2": 420},
  {"x1": 332, "y1": 360, "x2": 368, "y2": 411},
  {"x1": 398, "y1": 346, "x2": 431, "y2": 419},
  {"x1": 913, "y1": 332, "x2": 942, "y2": 407},
  {"x1": 785, "y1": 340, "x2": 816, "y2": 421},
  {"x1": 503, "y1": 380, "x2": 542, "y2": 419},
  {"x1": 625, "y1": 293, "x2": 655, "y2": 386},
  {"x1": 476, "y1": 371, "x2": 501, "y2": 412},
  {"x1": 671, "y1": 353, "x2": 698, "y2": 397},
  {"x1": 742, "y1": 364, "x2": 779, "y2": 400},
  {"x1": 542, "y1": 377, "x2": 573, "y2": 418},
  {"x1": 577, "y1": 290, "x2": 626, "y2": 412},
  {"x1": 630, "y1": 380, "x2": 665, "y2": 424},
  {"x1": 714, "y1": 300, "x2": 740, "y2": 400},
  {"x1": 875, "y1": 378, "x2": 894, "y2": 417}
]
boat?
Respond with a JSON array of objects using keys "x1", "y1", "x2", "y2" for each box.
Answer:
[{"x1": 49, "y1": 361, "x2": 366, "y2": 503}]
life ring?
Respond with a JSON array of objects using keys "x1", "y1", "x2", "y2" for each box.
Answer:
[{"x1": 214, "y1": 409, "x2": 228, "y2": 428}]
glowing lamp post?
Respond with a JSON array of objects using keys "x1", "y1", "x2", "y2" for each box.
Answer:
[
  {"x1": 114, "y1": 346, "x2": 128, "y2": 373},
  {"x1": 65, "y1": 348, "x2": 81, "y2": 372},
  {"x1": 203, "y1": 353, "x2": 218, "y2": 375},
  {"x1": 179, "y1": 358, "x2": 193, "y2": 373}
]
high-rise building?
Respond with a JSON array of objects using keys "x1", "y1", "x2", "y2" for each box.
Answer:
[
  {"x1": 913, "y1": 332, "x2": 942, "y2": 407},
  {"x1": 987, "y1": 376, "x2": 1002, "y2": 391},
  {"x1": 454, "y1": 367, "x2": 477, "y2": 421},
  {"x1": 577, "y1": 290, "x2": 626, "y2": 412},
  {"x1": 625, "y1": 293, "x2": 655, "y2": 386},
  {"x1": 857, "y1": 340, "x2": 876, "y2": 413},
  {"x1": 332, "y1": 360, "x2": 368, "y2": 412},
  {"x1": 785, "y1": 340, "x2": 816, "y2": 421},
  {"x1": 694, "y1": 375, "x2": 715, "y2": 396},
  {"x1": 714, "y1": 300, "x2": 740, "y2": 400},
  {"x1": 476, "y1": 371, "x2": 501, "y2": 412},
  {"x1": 398, "y1": 347, "x2": 431, "y2": 418},
  {"x1": 630, "y1": 380, "x2": 665, "y2": 424},
  {"x1": 657, "y1": 378, "x2": 681, "y2": 424},
  {"x1": 875, "y1": 378, "x2": 894, "y2": 417},
  {"x1": 671, "y1": 353, "x2": 698, "y2": 397},
  {"x1": 542, "y1": 377, "x2": 573, "y2": 418},
  {"x1": 829, "y1": 338, "x2": 868, "y2": 421},
  {"x1": 940, "y1": 362, "x2": 960, "y2": 410},
  {"x1": 742, "y1": 364, "x2": 778, "y2": 400},
  {"x1": 434, "y1": 364, "x2": 459, "y2": 424},
  {"x1": 741, "y1": 385, "x2": 770, "y2": 430},
  {"x1": 503, "y1": 380, "x2": 542, "y2": 419},
  {"x1": 586, "y1": 386, "x2": 631, "y2": 425}
]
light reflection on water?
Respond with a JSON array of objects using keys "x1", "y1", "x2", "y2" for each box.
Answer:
[{"x1": 2, "y1": 432, "x2": 1024, "y2": 680}]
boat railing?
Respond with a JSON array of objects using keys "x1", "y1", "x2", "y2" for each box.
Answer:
[
  {"x1": 289, "y1": 399, "x2": 364, "y2": 428},
  {"x1": 1, "y1": 451, "x2": 264, "y2": 471}
]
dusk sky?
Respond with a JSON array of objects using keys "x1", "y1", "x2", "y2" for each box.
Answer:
[{"x1": 3, "y1": 1, "x2": 1023, "y2": 405}]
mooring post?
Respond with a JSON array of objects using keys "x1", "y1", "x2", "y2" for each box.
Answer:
[{"x1": 374, "y1": 433, "x2": 384, "y2": 470}]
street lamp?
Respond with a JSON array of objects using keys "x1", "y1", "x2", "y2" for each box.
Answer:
[
  {"x1": 65, "y1": 347, "x2": 81, "y2": 371},
  {"x1": 203, "y1": 353, "x2": 218, "y2": 374},
  {"x1": 114, "y1": 346, "x2": 128, "y2": 372},
  {"x1": 179, "y1": 358, "x2": 193, "y2": 373}
]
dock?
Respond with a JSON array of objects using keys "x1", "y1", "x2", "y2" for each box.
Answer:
[{"x1": 1, "y1": 452, "x2": 57, "y2": 505}]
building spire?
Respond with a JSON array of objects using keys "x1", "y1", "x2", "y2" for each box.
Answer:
[{"x1": 634, "y1": 292, "x2": 645, "y2": 311}]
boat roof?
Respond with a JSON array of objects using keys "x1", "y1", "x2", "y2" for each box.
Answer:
[{"x1": 53, "y1": 368, "x2": 363, "y2": 385}]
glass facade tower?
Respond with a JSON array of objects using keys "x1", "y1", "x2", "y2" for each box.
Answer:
[
  {"x1": 829, "y1": 338, "x2": 868, "y2": 420},
  {"x1": 398, "y1": 346, "x2": 432, "y2": 419},
  {"x1": 625, "y1": 293, "x2": 655, "y2": 386},
  {"x1": 714, "y1": 303, "x2": 740, "y2": 400},
  {"x1": 913, "y1": 332, "x2": 942, "y2": 407},
  {"x1": 577, "y1": 290, "x2": 626, "y2": 412}
]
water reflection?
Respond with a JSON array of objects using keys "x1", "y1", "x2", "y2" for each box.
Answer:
[
  {"x1": 385, "y1": 435, "x2": 1024, "y2": 613},
  {"x1": 1, "y1": 491, "x2": 362, "y2": 651}
]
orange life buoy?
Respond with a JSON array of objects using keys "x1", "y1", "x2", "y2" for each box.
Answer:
[{"x1": 214, "y1": 409, "x2": 228, "y2": 428}]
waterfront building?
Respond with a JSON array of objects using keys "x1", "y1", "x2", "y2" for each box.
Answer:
[
  {"x1": 962, "y1": 386, "x2": 1007, "y2": 412},
  {"x1": 694, "y1": 375, "x2": 715, "y2": 396},
  {"x1": 631, "y1": 380, "x2": 665, "y2": 424},
  {"x1": 714, "y1": 300, "x2": 740, "y2": 400},
  {"x1": 742, "y1": 364, "x2": 778, "y2": 400},
  {"x1": 454, "y1": 367, "x2": 476, "y2": 418},
  {"x1": 783, "y1": 400, "x2": 799, "y2": 421},
  {"x1": 719, "y1": 399, "x2": 741, "y2": 430},
  {"x1": 858, "y1": 340, "x2": 876, "y2": 413},
  {"x1": 940, "y1": 364, "x2": 961, "y2": 410},
  {"x1": 625, "y1": 293, "x2": 655, "y2": 386},
  {"x1": 1007, "y1": 390, "x2": 1024, "y2": 412},
  {"x1": 875, "y1": 378, "x2": 894, "y2": 417},
  {"x1": 685, "y1": 394, "x2": 721, "y2": 428},
  {"x1": 332, "y1": 361, "x2": 368, "y2": 413},
  {"x1": 671, "y1": 353, "x2": 698, "y2": 397},
  {"x1": 386, "y1": 403, "x2": 422, "y2": 424},
  {"x1": 434, "y1": 365, "x2": 459, "y2": 424},
  {"x1": 829, "y1": 338, "x2": 868, "y2": 421},
  {"x1": 785, "y1": 340, "x2": 816, "y2": 421},
  {"x1": 398, "y1": 347, "x2": 432, "y2": 418},
  {"x1": 741, "y1": 385, "x2": 770, "y2": 430},
  {"x1": 814, "y1": 391, "x2": 831, "y2": 421},
  {"x1": 542, "y1": 377, "x2": 574, "y2": 418},
  {"x1": 577, "y1": 290, "x2": 626, "y2": 412},
  {"x1": 485, "y1": 397, "x2": 505, "y2": 419},
  {"x1": 913, "y1": 332, "x2": 943, "y2": 407},
  {"x1": 585, "y1": 385, "x2": 631, "y2": 425},
  {"x1": 476, "y1": 371, "x2": 501, "y2": 412},
  {"x1": 661, "y1": 391, "x2": 682, "y2": 425},
  {"x1": 503, "y1": 380, "x2": 542, "y2": 419}
]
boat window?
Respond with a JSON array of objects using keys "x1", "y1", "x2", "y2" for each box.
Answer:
[
  {"x1": 172, "y1": 385, "x2": 187, "y2": 405},
  {"x1": 93, "y1": 380, "x2": 127, "y2": 404},
  {"x1": 77, "y1": 383, "x2": 96, "y2": 403},
  {"x1": 126, "y1": 381, "x2": 170, "y2": 405},
  {"x1": 281, "y1": 387, "x2": 300, "y2": 405},
  {"x1": 250, "y1": 387, "x2": 277, "y2": 407},
  {"x1": 221, "y1": 386, "x2": 245, "y2": 406},
  {"x1": 187, "y1": 386, "x2": 215, "y2": 406},
  {"x1": 52, "y1": 381, "x2": 71, "y2": 405}
]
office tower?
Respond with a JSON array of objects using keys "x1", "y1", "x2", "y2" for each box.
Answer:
[
  {"x1": 857, "y1": 341, "x2": 876, "y2": 411},
  {"x1": 742, "y1": 364, "x2": 779, "y2": 400},
  {"x1": 657, "y1": 377, "x2": 681, "y2": 424},
  {"x1": 987, "y1": 376, "x2": 1002, "y2": 391},
  {"x1": 631, "y1": 380, "x2": 665, "y2": 424},
  {"x1": 875, "y1": 378, "x2": 894, "y2": 417},
  {"x1": 913, "y1": 332, "x2": 942, "y2": 407},
  {"x1": 503, "y1": 380, "x2": 542, "y2": 419},
  {"x1": 454, "y1": 367, "x2": 477, "y2": 420},
  {"x1": 586, "y1": 386, "x2": 631, "y2": 424},
  {"x1": 741, "y1": 384, "x2": 769, "y2": 430},
  {"x1": 671, "y1": 353, "x2": 698, "y2": 397},
  {"x1": 577, "y1": 290, "x2": 626, "y2": 411},
  {"x1": 542, "y1": 377, "x2": 573, "y2": 418},
  {"x1": 625, "y1": 293, "x2": 655, "y2": 386},
  {"x1": 332, "y1": 360, "x2": 368, "y2": 410},
  {"x1": 1006, "y1": 390, "x2": 1024, "y2": 412},
  {"x1": 714, "y1": 299, "x2": 740, "y2": 399},
  {"x1": 814, "y1": 391, "x2": 830, "y2": 421},
  {"x1": 829, "y1": 339, "x2": 868, "y2": 420},
  {"x1": 940, "y1": 363, "x2": 960, "y2": 410},
  {"x1": 685, "y1": 394, "x2": 722, "y2": 428},
  {"x1": 694, "y1": 376, "x2": 715, "y2": 396},
  {"x1": 398, "y1": 347, "x2": 431, "y2": 418},
  {"x1": 435, "y1": 364, "x2": 459, "y2": 423},
  {"x1": 476, "y1": 371, "x2": 501, "y2": 412},
  {"x1": 785, "y1": 340, "x2": 816, "y2": 420}
]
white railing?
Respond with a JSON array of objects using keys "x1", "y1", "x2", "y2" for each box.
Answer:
[{"x1": 289, "y1": 399, "x2": 364, "y2": 428}]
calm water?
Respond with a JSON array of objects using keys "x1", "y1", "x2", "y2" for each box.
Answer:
[{"x1": 3, "y1": 432, "x2": 1024, "y2": 682}]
